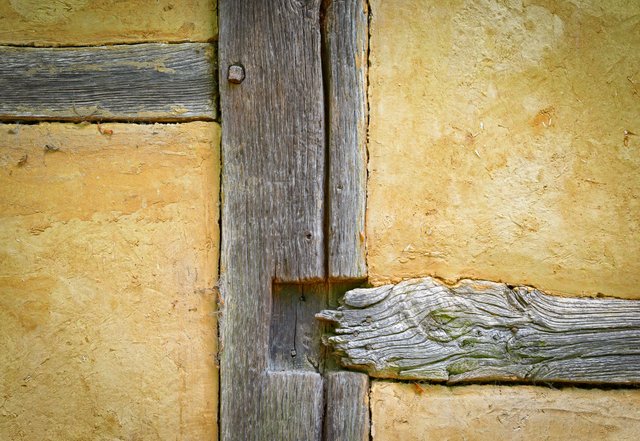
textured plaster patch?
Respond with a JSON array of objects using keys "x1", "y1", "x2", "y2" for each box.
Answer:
[
  {"x1": 367, "y1": 0, "x2": 640, "y2": 297},
  {"x1": 0, "y1": 0, "x2": 217, "y2": 45},
  {"x1": 0, "y1": 122, "x2": 220, "y2": 441},
  {"x1": 9, "y1": 0, "x2": 90, "y2": 24},
  {"x1": 371, "y1": 382, "x2": 640, "y2": 441}
]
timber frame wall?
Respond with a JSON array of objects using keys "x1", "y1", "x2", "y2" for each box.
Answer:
[
  {"x1": 218, "y1": 1, "x2": 370, "y2": 440},
  {"x1": 218, "y1": 2, "x2": 640, "y2": 440},
  {"x1": 3, "y1": 1, "x2": 639, "y2": 440}
]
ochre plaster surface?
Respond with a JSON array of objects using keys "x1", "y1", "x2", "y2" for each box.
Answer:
[
  {"x1": 371, "y1": 382, "x2": 640, "y2": 441},
  {"x1": 367, "y1": 0, "x2": 640, "y2": 297},
  {"x1": 0, "y1": 122, "x2": 219, "y2": 440},
  {"x1": 0, "y1": 0, "x2": 217, "y2": 45}
]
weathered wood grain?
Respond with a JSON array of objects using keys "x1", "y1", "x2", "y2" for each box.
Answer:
[
  {"x1": 323, "y1": 0, "x2": 368, "y2": 280},
  {"x1": 261, "y1": 371, "x2": 324, "y2": 440},
  {"x1": 318, "y1": 277, "x2": 640, "y2": 384},
  {"x1": 218, "y1": 0, "x2": 325, "y2": 439},
  {"x1": 324, "y1": 372, "x2": 370, "y2": 441},
  {"x1": 0, "y1": 43, "x2": 216, "y2": 121}
]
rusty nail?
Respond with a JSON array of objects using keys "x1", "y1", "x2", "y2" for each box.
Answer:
[{"x1": 228, "y1": 64, "x2": 245, "y2": 84}]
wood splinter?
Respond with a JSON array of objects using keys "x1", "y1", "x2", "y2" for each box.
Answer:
[{"x1": 317, "y1": 277, "x2": 640, "y2": 385}]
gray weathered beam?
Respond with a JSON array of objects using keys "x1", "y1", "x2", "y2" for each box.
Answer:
[
  {"x1": 0, "y1": 43, "x2": 216, "y2": 121},
  {"x1": 261, "y1": 371, "x2": 324, "y2": 440},
  {"x1": 318, "y1": 277, "x2": 640, "y2": 384},
  {"x1": 324, "y1": 372, "x2": 370, "y2": 441},
  {"x1": 218, "y1": 0, "x2": 325, "y2": 439},
  {"x1": 324, "y1": 0, "x2": 368, "y2": 280}
]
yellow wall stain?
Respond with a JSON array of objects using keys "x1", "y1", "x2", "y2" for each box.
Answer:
[
  {"x1": 9, "y1": 0, "x2": 89, "y2": 24},
  {"x1": 0, "y1": 0, "x2": 217, "y2": 45}
]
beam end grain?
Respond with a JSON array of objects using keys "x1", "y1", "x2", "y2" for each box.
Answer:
[
  {"x1": 318, "y1": 277, "x2": 640, "y2": 384},
  {"x1": 0, "y1": 43, "x2": 216, "y2": 121}
]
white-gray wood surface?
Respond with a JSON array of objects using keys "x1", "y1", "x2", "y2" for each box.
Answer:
[
  {"x1": 318, "y1": 277, "x2": 640, "y2": 384},
  {"x1": 0, "y1": 43, "x2": 216, "y2": 121}
]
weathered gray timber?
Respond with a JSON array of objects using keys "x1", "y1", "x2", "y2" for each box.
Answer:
[
  {"x1": 218, "y1": 0, "x2": 325, "y2": 439},
  {"x1": 323, "y1": 0, "x2": 368, "y2": 280},
  {"x1": 324, "y1": 372, "x2": 370, "y2": 441},
  {"x1": 318, "y1": 277, "x2": 640, "y2": 384},
  {"x1": 260, "y1": 371, "x2": 324, "y2": 440},
  {"x1": 0, "y1": 43, "x2": 216, "y2": 121}
]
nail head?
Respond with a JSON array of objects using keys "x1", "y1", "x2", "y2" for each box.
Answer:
[{"x1": 228, "y1": 64, "x2": 245, "y2": 84}]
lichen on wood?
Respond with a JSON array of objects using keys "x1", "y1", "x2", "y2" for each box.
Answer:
[{"x1": 317, "y1": 277, "x2": 640, "y2": 384}]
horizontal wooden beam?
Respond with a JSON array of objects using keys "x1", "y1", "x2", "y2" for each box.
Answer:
[
  {"x1": 0, "y1": 43, "x2": 216, "y2": 121},
  {"x1": 318, "y1": 277, "x2": 640, "y2": 384}
]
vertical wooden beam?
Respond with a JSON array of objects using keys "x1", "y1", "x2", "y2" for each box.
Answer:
[
  {"x1": 324, "y1": 372, "x2": 370, "y2": 441},
  {"x1": 324, "y1": 0, "x2": 369, "y2": 280},
  {"x1": 322, "y1": 2, "x2": 372, "y2": 432},
  {"x1": 218, "y1": 0, "x2": 325, "y2": 439}
]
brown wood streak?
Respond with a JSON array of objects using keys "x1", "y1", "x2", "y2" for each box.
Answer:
[
  {"x1": 318, "y1": 277, "x2": 640, "y2": 384},
  {"x1": 324, "y1": 0, "x2": 368, "y2": 280},
  {"x1": 0, "y1": 43, "x2": 216, "y2": 121},
  {"x1": 218, "y1": 0, "x2": 325, "y2": 439}
]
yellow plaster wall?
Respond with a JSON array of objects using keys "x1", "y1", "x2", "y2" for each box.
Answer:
[
  {"x1": 366, "y1": 0, "x2": 640, "y2": 298},
  {"x1": 0, "y1": 0, "x2": 217, "y2": 45},
  {"x1": 0, "y1": 122, "x2": 219, "y2": 440},
  {"x1": 371, "y1": 382, "x2": 640, "y2": 441}
]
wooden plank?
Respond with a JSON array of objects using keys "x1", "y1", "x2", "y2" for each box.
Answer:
[
  {"x1": 261, "y1": 372, "x2": 324, "y2": 440},
  {"x1": 318, "y1": 277, "x2": 640, "y2": 384},
  {"x1": 0, "y1": 43, "x2": 216, "y2": 121},
  {"x1": 324, "y1": 372, "x2": 370, "y2": 441},
  {"x1": 218, "y1": 0, "x2": 325, "y2": 439},
  {"x1": 0, "y1": 0, "x2": 217, "y2": 46},
  {"x1": 324, "y1": 0, "x2": 368, "y2": 280}
]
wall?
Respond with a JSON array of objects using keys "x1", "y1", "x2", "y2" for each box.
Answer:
[
  {"x1": 372, "y1": 382, "x2": 640, "y2": 441},
  {"x1": 366, "y1": 0, "x2": 640, "y2": 298},
  {"x1": 0, "y1": 0, "x2": 217, "y2": 45},
  {"x1": 366, "y1": 0, "x2": 640, "y2": 439},
  {"x1": 0, "y1": 2, "x2": 219, "y2": 440},
  {"x1": 0, "y1": 123, "x2": 220, "y2": 440}
]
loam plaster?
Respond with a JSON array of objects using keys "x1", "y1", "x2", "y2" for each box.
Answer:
[
  {"x1": 0, "y1": 122, "x2": 220, "y2": 440},
  {"x1": 0, "y1": 0, "x2": 217, "y2": 46},
  {"x1": 366, "y1": 0, "x2": 640, "y2": 298},
  {"x1": 371, "y1": 381, "x2": 640, "y2": 441}
]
